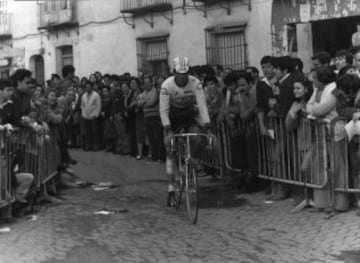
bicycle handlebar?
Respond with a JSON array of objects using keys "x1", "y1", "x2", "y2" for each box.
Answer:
[{"x1": 170, "y1": 133, "x2": 215, "y2": 152}]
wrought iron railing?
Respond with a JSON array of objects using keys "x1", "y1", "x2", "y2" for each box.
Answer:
[
  {"x1": 38, "y1": 0, "x2": 76, "y2": 29},
  {"x1": 0, "y1": 12, "x2": 11, "y2": 36},
  {"x1": 121, "y1": 0, "x2": 172, "y2": 12}
]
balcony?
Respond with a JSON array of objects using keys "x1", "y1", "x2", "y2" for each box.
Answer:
[
  {"x1": 120, "y1": 0, "x2": 172, "y2": 15},
  {"x1": 0, "y1": 12, "x2": 11, "y2": 41},
  {"x1": 192, "y1": 0, "x2": 251, "y2": 15},
  {"x1": 38, "y1": 0, "x2": 78, "y2": 31}
]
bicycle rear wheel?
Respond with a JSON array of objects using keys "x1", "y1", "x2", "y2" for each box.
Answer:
[{"x1": 185, "y1": 163, "x2": 199, "y2": 224}]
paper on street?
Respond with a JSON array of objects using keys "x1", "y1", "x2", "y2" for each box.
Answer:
[
  {"x1": 0, "y1": 227, "x2": 11, "y2": 233},
  {"x1": 94, "y1": 210, "x2": 114, "y2": 215},
  {"x1": 345, "y1": 120, "x2": 360, "y2": 141},
  {"x1": 93, "y1": 187, "x2": 110, "y2": 191}
]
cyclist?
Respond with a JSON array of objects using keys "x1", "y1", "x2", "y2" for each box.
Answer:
[{"x1": 159, "y1": 56, "x2": 215, "y2": 207}]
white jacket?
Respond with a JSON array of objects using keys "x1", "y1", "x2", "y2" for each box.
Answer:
[{"x1": 81, "y1": 91, "x2": 101, "y2": 120}]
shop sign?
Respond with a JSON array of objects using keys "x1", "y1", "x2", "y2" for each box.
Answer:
[{"x1": 273, "y1": 0, "x2": 360, "y2": 24}]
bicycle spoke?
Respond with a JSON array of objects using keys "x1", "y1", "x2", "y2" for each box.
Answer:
[{"x1": 186, "y1": 164, "x2": 199, "y2": 224}]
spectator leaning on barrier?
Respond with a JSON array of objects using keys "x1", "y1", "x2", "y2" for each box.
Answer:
[
  {"x1": 273, "y1": 56, "x2": 302, "y2": 117},
  {"x1": 219, "y1": 73, "x2": 249, "y2": 171},
  {"x1": 0, "y1": 80, "x2": 34, "y2": 206},
  {"x1": 219, "y1": 73, "x2": 241, "y2": 126},
  {"x1": 304, "y1": 66, "x2": 349, "y2": 212},
  {"x1": 0, "y1": 79, "x2": 19, "y2": 126},
  {"x1": 285, "y1": 79, "x2": 312, "y2": 132},
  {"x1": 11, "y1": 69, "x2": 44, "y2": 133},
  {"x1": 203, "y1": 75, "x2": 223, "y2": 120},
  {"x1": 256, "y1": 56, "x2": 278, "y2": 137},
  {"x1": 334, "y1": 74, "x2": 360, "y2": 215},
  {"x1": 285, "y1": 79, "x2": 312, "y2": 177},
  {"x1": 81, "y1": 81, "x2": 102, "y2": 151}
]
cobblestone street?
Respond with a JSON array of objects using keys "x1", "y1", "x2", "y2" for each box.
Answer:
[{"x1": 0, "y1": 150, "x2": 360, "y2": 263}]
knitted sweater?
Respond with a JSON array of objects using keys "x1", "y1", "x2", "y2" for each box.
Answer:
[{"x1": 142, "y1": 88, "x2": 160, "y2": 118}]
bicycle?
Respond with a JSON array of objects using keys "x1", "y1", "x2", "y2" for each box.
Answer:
[{"x1": 170, "y1": 133, "x2": 214, "y2": 224}]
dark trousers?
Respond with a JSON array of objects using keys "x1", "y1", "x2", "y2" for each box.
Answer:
[
  {"x1": 67, "y1": 122, "x2": 80, "y2": 147},
  {"x1": 84, "y1": 118, "x2": 100, "y2": 150},
  {"x1": 98, "y1": 116, "x2": 105, "y2": 148},
  {"x1": 145, "y1": 116, "x2": 166, "y2": 161},
  {"x1": 127, "y1": 117, "x2": 138, "y2": 157},
  {"x1": 59, "y1": 123, "x2": 71, "y2": 164}
]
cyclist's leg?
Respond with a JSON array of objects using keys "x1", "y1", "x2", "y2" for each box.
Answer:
[
  {"x1": 164, "y1": 133, "x2": 176, "y2": 207},
  {"x1": 166, "y1": 154, "x2": 175, "y2": 189},
  {"x1": 186, "y1": 124, "x2": 204, "y2": 159}
]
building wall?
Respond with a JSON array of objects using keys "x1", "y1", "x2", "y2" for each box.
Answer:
[
  {"x1": 132, "y1": 0, "x2": 272, "y2": 71},
  {"x1": 8, "y1": 0, "x2": 273, "y2": 80}
]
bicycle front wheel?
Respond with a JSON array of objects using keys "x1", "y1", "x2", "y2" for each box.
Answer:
[{"x1": 185, "y1": 163, "x2": 199, "y2": 224}]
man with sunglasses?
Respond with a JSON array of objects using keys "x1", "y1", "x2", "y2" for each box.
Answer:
[{"x1": 160, "y1": 56, "x2": 215, "y2": 207}]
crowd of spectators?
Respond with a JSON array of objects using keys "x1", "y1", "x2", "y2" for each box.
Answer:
[{"x1": 2, "y1": 46, "x2": 360, "y2": 219}]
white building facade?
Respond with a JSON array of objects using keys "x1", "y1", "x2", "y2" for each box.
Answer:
[{"x1": 1, "y1": 0, "x2": 273, "y2": 84}]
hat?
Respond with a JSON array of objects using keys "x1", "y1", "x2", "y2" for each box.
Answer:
[{"x1": 173, "y1": 56, "x2": 190, "y2": 74}]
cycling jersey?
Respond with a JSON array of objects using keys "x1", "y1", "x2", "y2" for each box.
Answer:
[{"x1": 159, "y1": 76, "x2": 211, "y2": 129}]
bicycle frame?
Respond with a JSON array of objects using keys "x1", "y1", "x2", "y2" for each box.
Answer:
[{"x1": 170, "y1": 133, "x2": 211, "y2": 224}]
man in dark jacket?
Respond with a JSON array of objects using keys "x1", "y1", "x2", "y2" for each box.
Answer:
[
  {"x1": 55, "y1": 65, "x2": 75, "y2": 97},
  {"x1": 11, "y1": 69, "x2": 33, "y2": 126}
]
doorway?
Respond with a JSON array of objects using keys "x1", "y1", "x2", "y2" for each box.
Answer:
[
  {"x1": 312, "y1": 16, "x2": 360, "y2": 56},
  {"x1": 30, "y1": 55, "x2": 45, "y2": 85}
]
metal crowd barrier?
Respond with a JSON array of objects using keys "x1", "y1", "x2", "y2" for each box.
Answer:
[
  {"x1": 256, "y1": 117, "x2": 330, "y2": 190},
  {"x1": 0, "y1": 126, "x2": 62, "y2": 208},
  {"x1": 199, "y1": 118, "x2": 224, "y2": 177},
  {"x1": 216, "y1": 116, "x2": 331, "y2": 190},
  {"x1": 220, "y1": 117, "x2": 259, "y2": 174},
  {"x1": 0, "y1": 132, "x2": 12, "y2": 208},
  {"x1": 330, "y1": 117, "x2": 360, "y2": 195}
]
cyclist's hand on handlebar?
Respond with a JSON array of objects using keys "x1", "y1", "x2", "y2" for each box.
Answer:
[{"x1": 163, "y1": 130, "x2": 174, "y2": 149}]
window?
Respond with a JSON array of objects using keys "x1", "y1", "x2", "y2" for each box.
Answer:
[
  {"x1": 44, "y1": 0, "x2": 68, "y2": 12},
  {"x1": 205, "y1": 25, "x2": 247, "y2": 71},
  {"x1": 0, "y1": 1, "x2": 8, "y2": 10},
  {"x1": 56, "y1": 45, "x2": 73, "y2": 75},
  {"x1": 137, "y1": 35, "x2": 169, "y2": 77},
  {"x1": 61, "y1": 45, "x2": 73, "y2": 66}
]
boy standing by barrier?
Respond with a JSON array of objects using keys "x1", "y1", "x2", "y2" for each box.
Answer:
[{"x1": 0, "y1": 79, "x2": 34, "y2": 220}]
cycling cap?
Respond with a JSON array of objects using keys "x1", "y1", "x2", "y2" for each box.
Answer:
[{"x1": 173, "y1": 56, "x2": 190, "y2": 74}]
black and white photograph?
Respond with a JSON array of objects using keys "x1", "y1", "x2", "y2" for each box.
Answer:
[{"x1": 1, "y1": 0, "x2": 360, "y2": 262}]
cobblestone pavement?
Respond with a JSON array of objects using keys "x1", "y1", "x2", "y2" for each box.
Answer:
[{"x1": 1, "y1": 150, "x2": 360, "y2": 263}]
